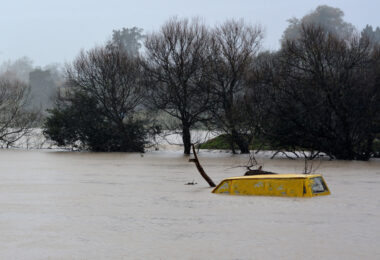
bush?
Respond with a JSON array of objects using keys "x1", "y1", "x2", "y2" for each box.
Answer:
[{"x1": 44, "y1": 93, "x2": 147, "y2": 152}]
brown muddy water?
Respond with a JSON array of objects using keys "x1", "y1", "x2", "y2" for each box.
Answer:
[{"x1": 0, "y1": 149, "x2": 379, "y2": 260}]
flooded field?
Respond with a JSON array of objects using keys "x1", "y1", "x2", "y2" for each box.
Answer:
[{"x1": 0, "y1": 149, "x2": 379, "y2": 259}]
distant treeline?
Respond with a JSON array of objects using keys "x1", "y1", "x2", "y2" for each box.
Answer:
[{"x1": 1, "y1": 5, "x2": 380, "y2": 160}]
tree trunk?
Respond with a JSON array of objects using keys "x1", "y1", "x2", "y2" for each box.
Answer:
[
  {"x1": 229, "y1": 135, "x2": 237, "y2": 154},
  {"x1": 231, "y1": 129, "x2": 250, "y2": 154},
  {"x1": 182, "y1": 124, "x2": 191, "y2": 155}
]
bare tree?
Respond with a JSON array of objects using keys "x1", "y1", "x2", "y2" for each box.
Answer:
[
  {"x1": 66, "y1": 45, "x2": 144, "y2": 124},
  {"x1": 0, "y1": 79, "x2": 39, "y2": 148},
  {"x1": 143, "y1": 17, "x2": 212, "y2": 154},
  {"x1": 208, "y1": 19, "x2": 263, "y2": 153}
]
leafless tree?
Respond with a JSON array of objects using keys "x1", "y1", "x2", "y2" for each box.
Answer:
[
  {"x1": 143, "y1": 17, "x2": 212, "y2": 154},
  {"x1": 66, "y1": 44, "x2": 144, "y2": 127},
  {"x1": 207, "y1": 19, "x2": 263, "y2": 154},
  {"x1": 0, "y1": 79, "x2": 39, "y2": 148}
]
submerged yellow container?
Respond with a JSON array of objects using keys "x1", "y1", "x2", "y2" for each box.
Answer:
[{"x1": 212, "y1": 174, "x2": 330, "y2": 197}]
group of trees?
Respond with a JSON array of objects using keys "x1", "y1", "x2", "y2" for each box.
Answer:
[
  {"x1": 44, "y1": 18, "x2": 263, "y2": 154},
  {"x1": 244, "y1": 5, "x2": 380, "y2": 160},
  {"x1": 142, "y1": 18, "x2": 263, "y2": 154},
  {"x1": 40, "y1": 5, "x2": 380, "y2": 160},
  {"x1": 250, "y1": 26, "x2": 380, "y2": 160}
]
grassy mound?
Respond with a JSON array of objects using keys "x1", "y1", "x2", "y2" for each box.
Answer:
[
  {"x1": 198, "y1": 134, "x2": 271, "y2": 150},
  {"x1": 198, "y1": 134, "x2": 234, "y2": 150}
]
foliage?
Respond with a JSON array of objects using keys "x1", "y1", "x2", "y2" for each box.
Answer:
[{"x1": 44, "y1": 93, "x2": 146, "y2": 152}]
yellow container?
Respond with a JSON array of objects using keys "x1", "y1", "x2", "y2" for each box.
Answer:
[{"x1": 212, "y1": 174, "x2": 330, "y2": 197}]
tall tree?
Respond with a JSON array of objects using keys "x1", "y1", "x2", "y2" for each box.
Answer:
[
  {"x1": 208, "y1": 19, "x2": 263, "y2": 153},
  {"x1": 111, "y1": 27, "x2": 144, "y2": 57},
  {"x1": 143, "y1": 17, "x2": 212, "y2": 154},
  {"x1": 282, "y1": 5, "x2": 355, "y2": 42}
]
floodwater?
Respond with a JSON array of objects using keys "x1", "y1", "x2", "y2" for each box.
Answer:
[{"x1": 0, "y1": 149, "x2": 379, "y2": 260}]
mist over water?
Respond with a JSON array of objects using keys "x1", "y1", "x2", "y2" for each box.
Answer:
[{"x1": 0, "y1": 149, "x2": 379, "y2": 259}]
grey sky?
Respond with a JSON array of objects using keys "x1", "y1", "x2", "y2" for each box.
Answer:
[{"x1": 0, "y1": 0, "x2": 378, "y2": 67}]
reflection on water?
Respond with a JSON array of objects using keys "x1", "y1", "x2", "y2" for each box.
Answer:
[{"x1": 0, "y1": 149, "x2": 379, "y2": 259}]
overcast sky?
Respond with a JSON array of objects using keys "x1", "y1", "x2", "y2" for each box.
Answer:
[{"x1": 0, "y1": 0, "x2": 378, "y2": 67}]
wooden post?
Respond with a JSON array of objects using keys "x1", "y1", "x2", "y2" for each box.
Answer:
[{"x1": 189, "y1": 144, "x2": 216, "y2": 187}]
